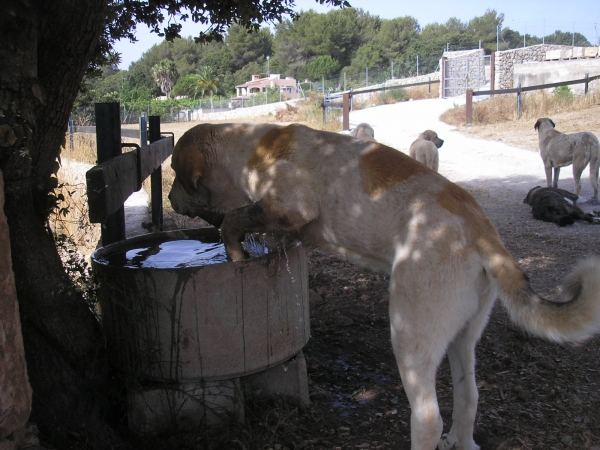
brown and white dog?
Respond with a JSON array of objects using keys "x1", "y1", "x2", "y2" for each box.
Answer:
[
  {"x1": 351, "y1": 122, "x2": 376, "y2": 141},
  {"x1": 409, "y1": 130, "x2": 444, "y2": 172},
  {"x1": 534, "y1": 118, "x2": 600, "y2": 204},
  {"x1": 169, "y1": 122, "x2": 600, "y2": 450}
]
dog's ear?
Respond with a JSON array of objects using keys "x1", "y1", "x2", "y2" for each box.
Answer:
[
  {"x1": 534, "y1": 119, "x2": 541, "y2": 130},
  {"x1": 549, "y1": 119, "x2": 555, "y2": 128}
]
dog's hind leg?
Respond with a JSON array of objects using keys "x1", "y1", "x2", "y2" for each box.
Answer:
[
  {"x1": 389, "y1": 273, "x2": 471, "y2": 449},
  {"x1": 589, "y1": 154, "x2": 599, "y2": 203},
  {"x1": 552, "y1": 166, "x2": 561, "y2": 189},
  {"x1": 438, "y1": 277, "x2": 495, "y2": 450},
  {"x1": 391, "y1": 329, "x2": 444, "y2": 449},
  {"x1": 572, "y1": 156, "x2": 588, "y2": 197}
]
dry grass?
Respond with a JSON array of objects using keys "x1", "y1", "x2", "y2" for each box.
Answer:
[
  {"x1": 50, "y1": 159, "x2": 102, "y2": 258},
  {"x1": 352, "y1": 84, "x2": 438, "y2": 111},
  {"x1": 64, "y1": 132, "x2": 98, "y2": 165},
  {"x1": 441, "y1": 89, "x2": 600, "y2": 127}
]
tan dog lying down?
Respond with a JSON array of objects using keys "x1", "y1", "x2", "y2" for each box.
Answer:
[
  {"x1": 169, "y1": 123, "x2": 600, "y2": 450},
  {"x1": 534, "y1": 118, "x2": 600, "y2": 204},
  {"x1": 351, "y1": 122, "x2": 375, "y2": 141},
  {"x1": 409, "y1": 130, "x2": 444, "y2": 172}
]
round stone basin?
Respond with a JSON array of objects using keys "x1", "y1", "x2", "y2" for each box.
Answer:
[{"x1": 91, "y1": 228, "x2": 309, "y2": 382}]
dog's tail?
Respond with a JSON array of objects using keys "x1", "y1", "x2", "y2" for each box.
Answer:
[{"x1": 480, "y1": 242, "x2": 600, "y2": 343}]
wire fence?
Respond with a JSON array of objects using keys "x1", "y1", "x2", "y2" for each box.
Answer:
[
  {"x1": 303, "y1": 54, "x2": 442, "y2": 93},
  {"x1": 73, "y1": 52, "x2": 451, "y2": 125}
]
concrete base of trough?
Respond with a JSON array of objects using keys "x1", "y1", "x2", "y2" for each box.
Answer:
[
  {"x1": 128, "y1": 351, "x2": 309, "y2": 435},
  {"x1": 127, "y1": 378, "x2": 245, "y2": 434},
  {"x1": 242, "y1": 350, "x2": 309, "y2": 410}
]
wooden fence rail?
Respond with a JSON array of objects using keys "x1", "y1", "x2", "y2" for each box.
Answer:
[
  {"x1": 466, "y1": 73, "x2": 600, "y2": 124},
  {"x1": 85, "y1": 103, "x2": 174, "y2": 246}
]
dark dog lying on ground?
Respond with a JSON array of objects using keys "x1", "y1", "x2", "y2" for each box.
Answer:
[{"x1": 523, "y1": 186, "x2": 598, "y2": 226}]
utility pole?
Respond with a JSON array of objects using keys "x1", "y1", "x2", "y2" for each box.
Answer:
[{"x1": 496, "y1": 25, "x2": 499, "y2": 51}]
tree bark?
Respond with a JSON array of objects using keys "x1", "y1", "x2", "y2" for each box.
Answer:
[{"x1": 1, "y1": 1, "x2": 126, "y2": 448}]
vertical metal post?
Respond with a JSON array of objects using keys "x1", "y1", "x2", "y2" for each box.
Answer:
[
  {"x1": 441, "y1": 57, "x2": 447, "y2": 98},
  {"x1": 344, "y1": 72, "x2": 346, "y2": 91},
  {"x1": 366, "y1": 67, "x2": 369, "y2": 87},
  {"x1": 466, "y1": 90, "x2": 473, "y2": 124},
  {"x1": 416, "y1": 55, "x2": 419, "y2": 77},
  {"x1": 148, "y1": 116, "x2": 163, "y2": 231},
  {"x1": 139, "y1": 115, "x2": 147, "y2": 146},
  {"x1": 584, "y1": 73, "x2": 589, "y2": 95},
  {"x1": 517, "y1": 83, "x2": 522, "y2": 119},
  {"x1": 68, "y1": 116, "x2": 74, "y2": 152},
  {"x1": 95, "y1": 102, "x2": 125, "y2": 245},
  {"x1": 490, "y1": 52, "x2": 496, "y2": 96},
  {"x1": 381, "y1": 82, "x2": 385, "y2": 104},
  {"x1": 342, "y1": 93, "x2": 350, "y2": 131},
  {"x1": 391, "y1": 61, "x2": 394, "y2": 80}
]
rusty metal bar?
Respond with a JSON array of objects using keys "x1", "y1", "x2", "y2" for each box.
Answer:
[
  {"x1": 466, "y1": 89, "x2": 473, "y2": 124},
  {"x1": 342, "y1": 93, "x2": 350, "y2": 131}
]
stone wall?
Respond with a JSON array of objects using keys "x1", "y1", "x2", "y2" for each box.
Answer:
[
  {"x1": 442, "y1": 49, "x2": 487, "y2": 97},
  {"x1": 0, "y1": 170, "x2": 33, "y2": 450},
  {"x1": 494, "y1": 44, "x2": 569, "y2": 89}
]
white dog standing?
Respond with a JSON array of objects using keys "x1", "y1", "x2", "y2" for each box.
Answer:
[
  {"x1": 169, "y1": 122, "x2": 600, "y2": 450},
  {"x1": 409, "y1": 130, "x2": 444, "y2": 172},
  {"x1": 534, "y1": 117, "x2": 600, "y2": 204}
]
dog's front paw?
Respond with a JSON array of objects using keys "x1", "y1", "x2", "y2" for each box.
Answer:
[
  {"x1": 438, "y1": 433, "x2": 480, "y2": 450},
  {"x1": 438, "y1": 434, "x2": 456, "y2": 450},
  {"x1": 225, "y1": 246, "x2": 247, "y2": 262}
]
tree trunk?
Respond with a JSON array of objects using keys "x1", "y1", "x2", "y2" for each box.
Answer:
[{"x1": 0, "y1": 1, "x2": 126, "y2": 448}]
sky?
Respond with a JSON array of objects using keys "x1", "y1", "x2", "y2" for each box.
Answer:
[{"x1": 113, "y1": 0, "x2": 599, "y2": 69}]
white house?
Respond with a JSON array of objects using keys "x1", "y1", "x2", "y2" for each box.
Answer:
[{"x1": 235, "y1": 74, "x2": 299, "y2": 99}]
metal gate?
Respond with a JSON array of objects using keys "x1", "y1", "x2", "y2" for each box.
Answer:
[{"x1": 443, "y1": 55, "x2": 491, "y2": 98}]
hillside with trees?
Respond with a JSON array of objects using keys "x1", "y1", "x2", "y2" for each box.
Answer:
[{"x1": 77, "y1": 8, "x2": 592, "y2": 117}]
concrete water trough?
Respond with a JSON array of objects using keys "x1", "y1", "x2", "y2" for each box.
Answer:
[{"x1": 91, "y1": 227, "x2": 310, "y2": 434}]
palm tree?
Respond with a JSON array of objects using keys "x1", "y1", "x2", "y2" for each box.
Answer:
[
  {"x1": 151, "y1": 60, "x2": 178, "y2": 99},
  {"x1": 196, "y1": 65, "x2": 220, "y2": 111}
]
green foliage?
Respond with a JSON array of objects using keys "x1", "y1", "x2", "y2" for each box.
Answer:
[
  {"x1": 554, "y1": 85, "x2": 573, "y2": 100},
  {"x1": 544, "y1": 30, "x2": 590, "y2": 47},
  {"x1": 305, "y1": 55, "x2": 340, "y2": 79},
  {"x1": 76, "y1": 4, "x2": 592, "y2": 114},
  {"x1": 388, "y1": 88, "x2": 408, "y2": 102},
  {"x1": 196, "y1": 65, "x2": 220, "y2": 96},
  {"x1": 375, "y1": 16, "x2": 420, "y2": 62},
  {"x1": 226, "y1": 24, "x2": 273, "y2": 68},
  {"x1": 151, "y1": 59, "x2": 178, "y2": 98},
  {"x1": 343, "y1": 41, "x2": 386, "y2": 74},
  {"x1": 173, "y1": 74, "x2": 201, "y2": 98}
]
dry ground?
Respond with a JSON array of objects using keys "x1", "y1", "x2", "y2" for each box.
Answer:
[
  {"x1": 454, "y1": 104, "x2": 600, "y2": 153},
  {"x1": 122, "y1": 105, "x2": 600, "y2": 450}
]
